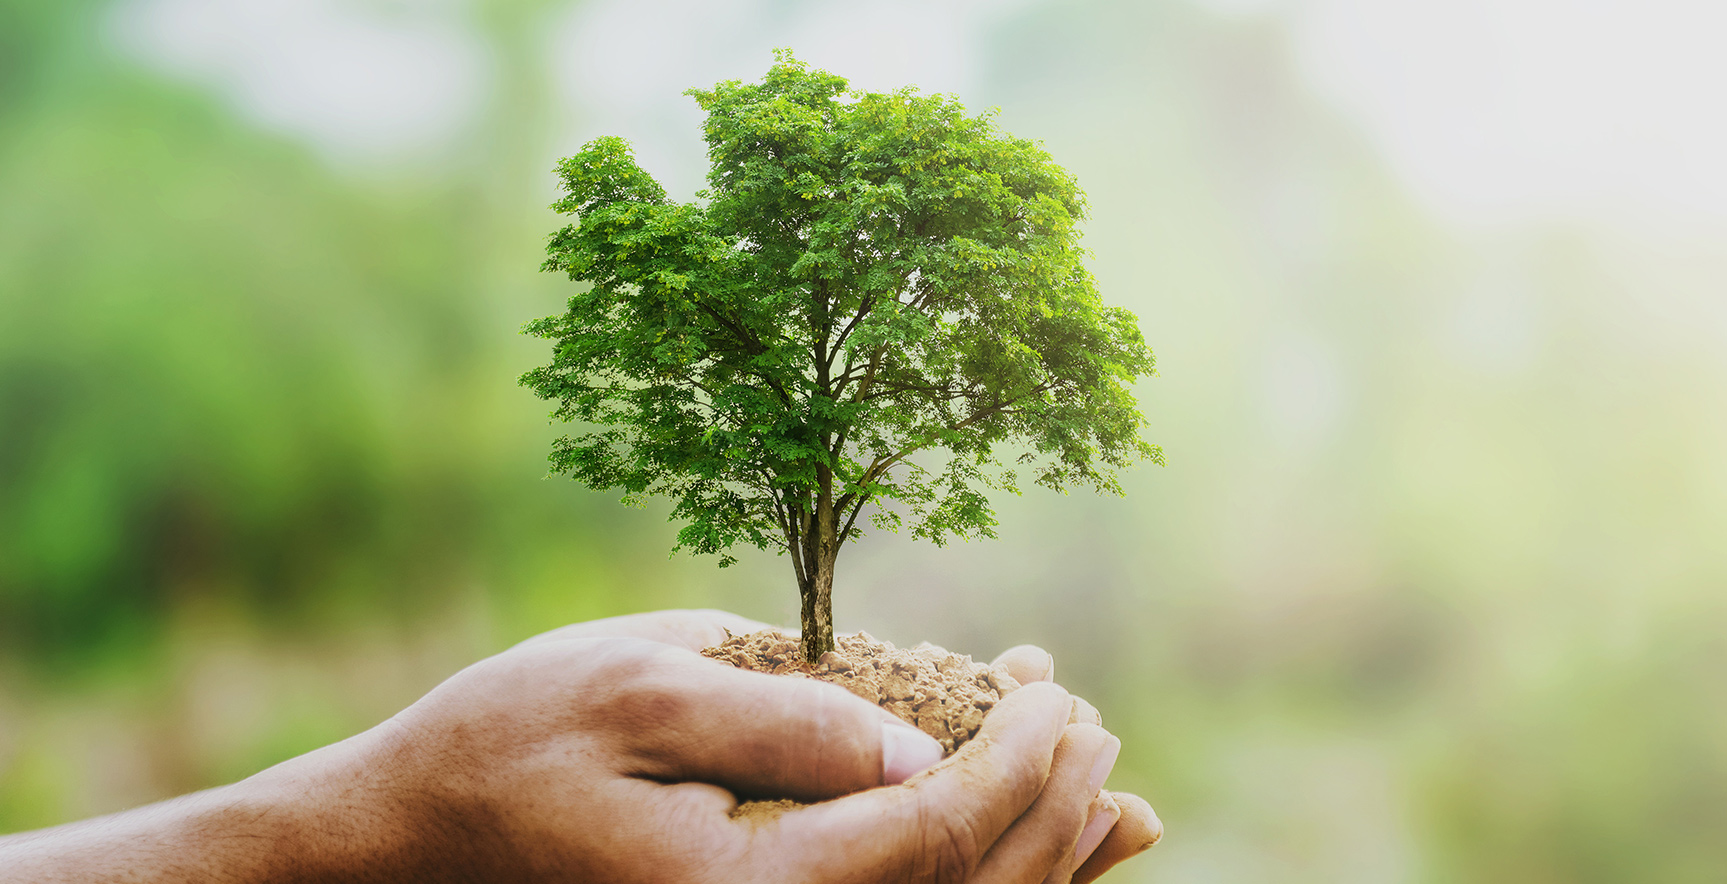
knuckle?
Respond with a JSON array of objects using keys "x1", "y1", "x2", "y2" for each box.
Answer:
[
  {"x1": 1022, "y1": 679, "x2": 1072, "y2": 705},
  {"x1": 1039, "y1": 834, "x2": 1077, "y2": 875},
  {"x1": 575, "y1": 642, "x2": 690, "y2": 726},
  {"x1": 1063, "y1": 722, "x2": 1108, "y2": 746},
  {"x1": 918, "y1": 793, "x2": 988, "y2": 883},
  {"x1": 1001, "y1": 742, "x2": 1053, "y2": 793},
  {"x1": 599, "y1": 675, "x2": 690, "y2": 733},
  {"x1": 773, "y1": 677, "x2": 878, "y2": 790},
  {"x1": 801, "y1": 677, "x2": 870, "y2": 735},
  {"x1": 795, "y1": 677, "x2": 869, "y2": 731},
  {"x1": 930, "y1": 814, "x2": 987, "y2": 883}
]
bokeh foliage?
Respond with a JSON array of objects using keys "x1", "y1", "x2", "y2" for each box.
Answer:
[
  {"x1": 0, "y1": 25, "x2": 476, "y2": 654},
  {"x1": 0, "y1": 0, "x2": 691, "y2": 825},
  {"x1": 4, "y1": 0, "x2": 1727, "y2": 881}
]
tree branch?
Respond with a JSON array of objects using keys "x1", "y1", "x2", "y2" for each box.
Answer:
[
  {"x1": 828, "y1": 292, "x2": 875, "y2": 363},
  {"x1": 837, "y1": 491, "x2": 870, "y2": 547},
  {"x1": 855, "y1": 380, "x2": 963, "y2": 403},
  {"x1": 685, "y1": 298, "x2": 800, "y2": 409},
  {"x1": 784, "y1": 488, "x2": 808, "y2": 586},
  {"x1": 852, "y1": 381, "x2": 1056, "y2": 490}
]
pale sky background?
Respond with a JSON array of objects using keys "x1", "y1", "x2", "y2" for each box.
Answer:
[
  {"x1": 25, "y1": 4, "x2": 1725, "y2": 873},
  {"x1": 1279, "y1": 0, "x2": 1727, "y2": 230},
  {"x1": 105, "y1": 0, "x2": 493, "y2": 163},
  {"x1": 100, "y1": 0, "x2": 1727, "y2": 487},
  {"x1": 107, "y1": 0, "x2": 1727, "y2": 233}
]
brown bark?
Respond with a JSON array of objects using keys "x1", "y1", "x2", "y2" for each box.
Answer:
[
  {"x1": 798, "y1": 556, "x2": 835, "y2": 663},
  {"x1": 799, "y1": 466, "x2": 840, "y2": 663}
]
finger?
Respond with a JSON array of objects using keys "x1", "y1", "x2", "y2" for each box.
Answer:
[
  {"x1": 1071, "y1": 791, "x2": 1162, "y2": 884},
  {"x1": 514, "y1": 609, "x2": 778, "y2": 652},
  {"x1": 992, "y1": 644, "x2": 1056, "y2": 684},
  {"x1": 1041, "y1": 792, "x2": 1120, "y2": 884},
  {"x1": 968, "y1": 723, "x2": 1116, "y2": 884},
  {"x1": 594, "y1": 643, "x2": 942, "y2": 800},
  {"x1": 759, "y1": 681, "x2": 1073, "y2": 883}
]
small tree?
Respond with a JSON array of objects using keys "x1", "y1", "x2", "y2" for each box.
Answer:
[{"x1": 523, "y1": 53, "x2": 1160, "y2": 663}]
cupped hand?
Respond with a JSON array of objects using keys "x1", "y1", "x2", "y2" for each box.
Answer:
[
  {"x1": 275, "y1": 610, "x2": 1160, "y2": 882},
  {"x1": 0, "y1": 610, "x2": 1159, "y2": 884},
  {"x1": 974, "y1": 641, "x2": 1164, "y2": 883}
]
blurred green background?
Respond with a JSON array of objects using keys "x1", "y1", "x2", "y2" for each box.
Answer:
[{"x1": 5, "y1": 0, "x2": 1727, "y2": 879}]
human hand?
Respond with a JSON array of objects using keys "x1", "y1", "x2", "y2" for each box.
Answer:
[
  {"x1": 436, "y1": 609, "x2": 1161, "y2": 882},
  {"x1": 0, "y1": 609, "x2": 1161, "y2": 883},
  {"x1": 988, "y1": 642, "x2": 1164, "y2": 883}
]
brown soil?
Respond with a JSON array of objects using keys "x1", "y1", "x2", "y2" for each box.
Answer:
[
  {"x1": 702, "y1": 629, "x2": 1022, "y2": 755},
  {"x1": 727, "y1": 797, "x2": 801, "y2": 825}
]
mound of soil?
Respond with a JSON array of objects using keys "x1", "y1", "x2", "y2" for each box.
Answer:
[{"x1": 702, "y1": 629, "x2": 1022, "y2": 755}]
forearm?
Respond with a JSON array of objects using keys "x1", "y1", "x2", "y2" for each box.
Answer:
[{"x1": 0, "y1": 736, "x2": 403, "y2": 883}]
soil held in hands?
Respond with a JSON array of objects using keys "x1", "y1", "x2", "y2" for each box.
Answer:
[{"x1": 703, "y1": 629, "x2": 1023, "y2": 755}]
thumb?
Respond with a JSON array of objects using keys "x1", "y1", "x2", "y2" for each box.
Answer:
[
  {"x1": 604, "y1": 646, "x2": 944, "y2": 801},
  {"x1": 760, "y1": 681, "x2": 1074, "y2": 882}
]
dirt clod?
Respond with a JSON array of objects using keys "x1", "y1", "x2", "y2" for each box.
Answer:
[
  {"x1": 703, "y1": 630, "x2": 1022, "y2": 755},
  {"x1": 727, "y1": 798, "x2": 801, "y2": 825}
]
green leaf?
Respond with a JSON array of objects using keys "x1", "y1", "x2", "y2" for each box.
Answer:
[{"x1": 522, "y1": 51, "x2": 1157, "y2": 591}]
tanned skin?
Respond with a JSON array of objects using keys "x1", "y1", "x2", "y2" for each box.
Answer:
[{"x1": 0, "y1": 611, "x2": 1161, "y2": 883}]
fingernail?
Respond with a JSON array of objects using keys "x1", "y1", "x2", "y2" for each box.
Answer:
[
  {"x1": 1088, "y1": 735, "x2": 1121, "y2": 792},
  {"x1": 1073, "y1": 793, "x2": 1122, "y2": 868},
  {"x1": 881, "y1": 721, "x2": 943, "y2": 784}
]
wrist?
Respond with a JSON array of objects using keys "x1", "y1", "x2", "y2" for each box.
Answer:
[
  {"x1": 230, "y1": 723, "x2": 438, "y2": 882},
  {"x1": 0, "y1": 736, "x2": 397, "y2": 884}
]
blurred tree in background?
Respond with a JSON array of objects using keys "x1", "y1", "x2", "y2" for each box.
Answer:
[
  {"x1": 0, "y1": 0, "x2": 694, "y2": 826},
  {"x1": 4, "y1": 0, "x2": 1727, "y2": 881}
]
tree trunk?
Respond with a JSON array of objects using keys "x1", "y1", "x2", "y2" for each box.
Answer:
[
  {"x1": 798, "y1": 555, "x2": 835, "y2": 663},
  {"x1": 798, "y1": 460, "x2": 841, "y2": 663}
]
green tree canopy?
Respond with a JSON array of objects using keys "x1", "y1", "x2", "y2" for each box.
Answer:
[{"x1": 523, "y1": 52, "x2": 1159, "y2": 661}]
